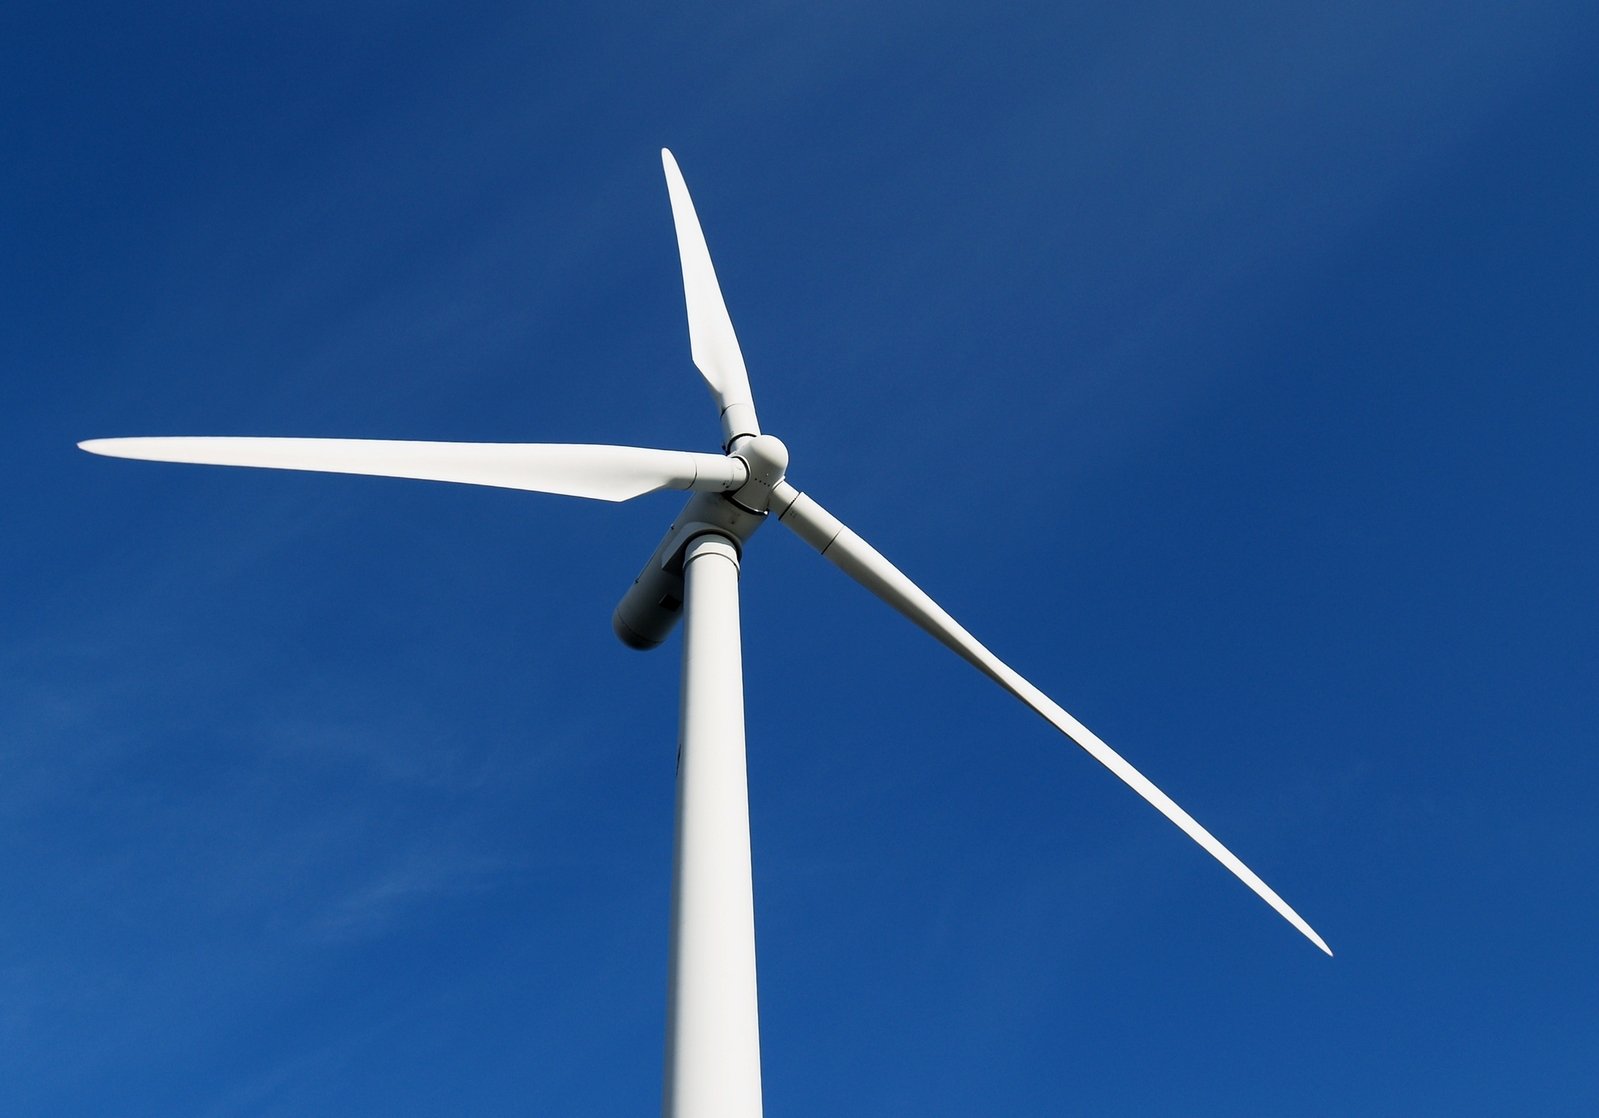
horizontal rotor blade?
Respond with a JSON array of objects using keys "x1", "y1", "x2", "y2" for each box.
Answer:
[
  {"x1": 79, "y1": 437, "x2": 748, "y2": 503},
  {"x1": 661, "y1": 148, "x2": 760, "y2": 445},
  {"x1": 770, "y1": 479, "x2": 1331, "y2": 956}
]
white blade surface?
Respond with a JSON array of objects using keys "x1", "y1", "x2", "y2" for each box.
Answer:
[
  {"x1": 771, "y1": 480, "x2": 1331, "y2": 955},
  {"x1": 661, "y1": 149, "x2": 760, "y2": 445},
  {"x1": 79, "y1": 437, "x2": 748, "y2": 503}
]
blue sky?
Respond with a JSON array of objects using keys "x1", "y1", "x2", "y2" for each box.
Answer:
[{"x1": 5, "y1": 1, "x2": 1598, "y2": 1113}]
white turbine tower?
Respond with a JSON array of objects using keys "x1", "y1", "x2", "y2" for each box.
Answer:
[{"x1": 82, "y1": 149, "x2": 1329, "y2": 1118}]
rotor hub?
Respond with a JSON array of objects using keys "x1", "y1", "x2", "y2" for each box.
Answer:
[{"x1": 728, "y1": 433, "x2": 788, "y2": 514}]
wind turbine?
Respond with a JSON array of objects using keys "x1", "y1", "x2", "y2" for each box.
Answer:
[{"x1": 81, "y1": 149, "x2": 1329, "y2": 1118}]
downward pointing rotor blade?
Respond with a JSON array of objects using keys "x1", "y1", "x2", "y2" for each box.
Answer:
[
  {"x1": 771, "y1": 480, "x2": 1331, "y2": 956},
  {"x1": 79, "y1": 437, "x2": 748, "y2": 503},
  {"x1": 661, "y1": 149, "x2": 760, "y2": 446}
]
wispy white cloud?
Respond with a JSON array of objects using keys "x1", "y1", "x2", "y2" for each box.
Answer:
[{"x1": 302, "y1": 842, "x2": 502, "y2": 942}]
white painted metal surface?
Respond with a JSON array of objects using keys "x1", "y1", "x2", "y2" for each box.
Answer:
[
  {"x1": 663, "y1": 535, "x2": 763, "y2": 1118},
  {"x1": 81, "y1": 147, "x2": 1332, "y2": 1118},
  {"x1": 77, "y1": 437, "x2": 748, "y2": 503},
  {"x1": 661, "y1": 149, "x2": 760, "y2": 448},
  {"x1": 770, "y1": 480, "x2": 1332, "y2": 955}
]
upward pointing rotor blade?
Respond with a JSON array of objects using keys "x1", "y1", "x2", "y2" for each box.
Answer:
[
  {"x1": 770, "y1": 480, "x2": 1331, "y2": 956},
  {"x1": 79, "y1": 437, "x2": 748, "y2": 503},
  {"x1": 661, "y1": 149, "x2": 760, "y2": 446}
]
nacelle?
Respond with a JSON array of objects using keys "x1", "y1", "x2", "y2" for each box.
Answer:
[
  {"x1": 612, "y1": 491, "x2": 767, "y2": 649},
  {"x1": 613, "y1": 433, "x2": 789, "y2": 649}
]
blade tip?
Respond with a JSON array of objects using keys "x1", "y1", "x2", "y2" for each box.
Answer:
[{"x1": 1302, "y1": 926, "x2": 1333, "y2": 956}]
